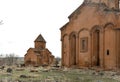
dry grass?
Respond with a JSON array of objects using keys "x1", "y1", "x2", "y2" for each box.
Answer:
[{"x1": 0, "y1": 66, "x2": 119, "y2": 82}]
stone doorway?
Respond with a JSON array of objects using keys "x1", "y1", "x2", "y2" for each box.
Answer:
[
  {"x1": 70, "y1": 34, "x2": 77, "y2": 66},
  {"x1": 93, "y1": 29, "x2": 100, "y2": 67}
]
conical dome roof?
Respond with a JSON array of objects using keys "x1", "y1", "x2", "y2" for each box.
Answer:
[{"x1": 34, "y1": 34, "x2": 46, "y2": 43}]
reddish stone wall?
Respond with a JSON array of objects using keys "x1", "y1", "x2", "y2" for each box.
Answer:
[
  {"x1": 86, "y1": 0, "x2": 119, "y2": 9},
  {"x1": 35, "y1": 42, "x2": 46, "y2": 49},
  {"x1": 104, "y1": 24, "x2": 116, "y2": 69},
  {"x1": 24, "y1": 49, "x2": 38, "y2": 66},
  {"x1": 61, "y1": 1, "x2": 120, "y2": 70}
]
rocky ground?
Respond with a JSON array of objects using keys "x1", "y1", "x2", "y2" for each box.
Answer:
[{"x1": 0, "y1": 66, "x2": 120, "y2": 82}]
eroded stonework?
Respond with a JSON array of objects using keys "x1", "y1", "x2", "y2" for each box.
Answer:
[{"x1": 60, "y1": 0, "x2": 120, "y2": 70}]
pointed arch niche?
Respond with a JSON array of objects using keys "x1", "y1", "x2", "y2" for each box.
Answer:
[
  {"x1": 91, "y1": 26, "x2": 102, "y2": 67},
  {"x1": 62, "y1": 34, "x2": 69, "y2": 66},
  {"x1": 78, "y1": 28, "x2": 90, "y2": 67},
  {"x1": 104, "y1": 23, "x2": 116, "y2": 69},
  {"x1": 69, "y1": 32, "x2": 77, "y2": 66}
]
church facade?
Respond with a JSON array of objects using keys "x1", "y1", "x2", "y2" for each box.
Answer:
[
  {"x1": 60, "y1": 0, "x2": 120, "y2": 70},
  {"x1": 24, "y1": 34, "x2": 54, "y2": 66}
]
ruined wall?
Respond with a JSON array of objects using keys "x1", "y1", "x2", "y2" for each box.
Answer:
[
  {"x1": 116, "y1": 30, "x2": 120, "y2": 68},
  {"x1": 61, "y1": 1, "x2": 120, "y2": 69},
  {"x1": 62, "y1": 34, "x2": 69, "y2": 66},
  {"x1": 35, "y1": 42, "x2": 46, "y2": 49},
  {"x1": 24, "y1": 49, "x2": 38, "y2": 66},
  {"x1": 104, "y1": 24, "x2": 116, "y2": 69},
  {"x1": 78, "y1": 29, "x2": 91, "y2": 67},
  {"x1": 85, "y1": 0, "x2": 119, "y2": 9}
]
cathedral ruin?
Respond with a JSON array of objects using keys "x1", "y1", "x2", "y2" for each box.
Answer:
[{"x1": 60, "y1": 0, "x2": 120, "y2": 70}]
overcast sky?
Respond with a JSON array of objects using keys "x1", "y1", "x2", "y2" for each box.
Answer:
[{"x1": 0, "y1": 0, "x2": 84, "y2": 57}]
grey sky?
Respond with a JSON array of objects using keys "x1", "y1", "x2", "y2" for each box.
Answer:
[{"x1": 0, "y1": 0, "x2": 83, "y2": 57}]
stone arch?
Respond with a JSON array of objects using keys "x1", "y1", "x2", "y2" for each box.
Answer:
[
  {"x1": 69, "y1": 31, "x2": 77, "y2": 40},
  {"x1": 115, "y1": 28, "x2": 120, "y2": 68},
  {"x1": 104, "y1": 23, "x2": 115, "y2": 26},
  {"x1": 78, "y1": 28, "x2": 89, "y2": 36},
  {"x1": 78, "y1": 28, "x2": 90, "y2": 67},
  {"x1": 91, "y1": 25, "x2": 102, "y2": 67},
  {"x1": 90, "y1": 25, "x2": 102, "y2": 34},
  {"x1": 78, "y1": 28, "x2": 90, "y2": 52},
  {"x1": 69, "y1": 31, "x2": 77, "y2": 66},
  {"x1": 62, "y1": 34, "x2": 69, "y2": 66},
  {"x1": 104, "y1": 23, "x2": 116, "y2": 69},
  {"x1": 62, "y1": 34, "x2": 68, "y2": 41},
  {"x1": 104, "y1": 23, "x2": 115, "y2": 30}
]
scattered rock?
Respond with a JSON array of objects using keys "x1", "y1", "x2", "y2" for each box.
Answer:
[
  {"x1": 92, "y1": 72, "x2": 96, "y2": 75},
  {"x1": 42, "y1": 69, "x2": 49, "y2": 72},
  {"x1": 6, "y1": 68, "x2": 12, "y2": 73},
  {"x1": 42, "y1": 64, "x2": 48, "y2": 67},
  {"x1": 51, "y1": 67, "x2": 60, "y2": 71},
  {"x1": 30, "y1": 69, "x2": 38, "y2": 72},
  {"x1": 16, "y1": 68, "x2": 25, "y2": 71},
  {"x1": 63, "y1": 67, "x2": 69, "y2": 72},
  {"x1": 16, "y1": 79, "x2": 22, "y2": 82},
  {"x1": 20, "y1": 75, "x2": 28, "y2": 78},
  {"x1": 98, "y1": 71, "x2": 104, "y2": 76},
  {"x1": 0, "y1": 66, "x2": 5, "y2": 70},
  {"x1": 20, "y1": 64, "x2": 25, "y2": 67}
]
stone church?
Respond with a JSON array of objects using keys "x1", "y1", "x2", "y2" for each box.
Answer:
[
  {"x1": 60, "y1": 0, "x2": 120, "y2": 70},
  {"x1": 24, "y1": 34, "x2": 54, "y2": 66}
]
